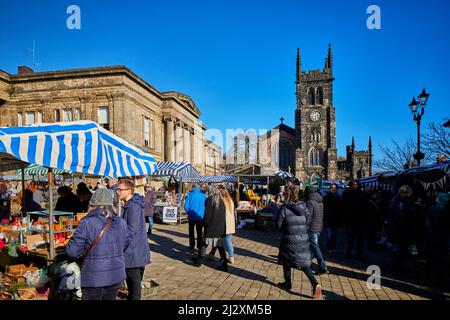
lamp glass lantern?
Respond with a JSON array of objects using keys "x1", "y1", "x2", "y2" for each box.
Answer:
[
  {"x1": 418, "y1": 88, "x2": 429, "y2": 106},
  {"x1": 409, "y1": 97, "x2": 419, "y2": 114}
]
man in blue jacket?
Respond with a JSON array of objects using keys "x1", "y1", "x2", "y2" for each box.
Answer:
[
  {"x1": 117, "y1": 179, "x2": 150, "y2": 300},
  {"x1": 184, "y1": 184, "x2": 207, "y2": 254}
]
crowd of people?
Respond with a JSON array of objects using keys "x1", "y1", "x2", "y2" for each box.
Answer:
[{"x1": 2, "y1": 175, "x2": 449, "y2": 300}]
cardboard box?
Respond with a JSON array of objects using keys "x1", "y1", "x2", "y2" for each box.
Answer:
[
  {"x1": 26, "y1": 234, "x2": 48, "y2": 249},
  {"x1": 0, "y1": 225, "x2": 12, "y2": 233},
  {"x1": 3, "y1": 230, "x2": 20, "y2": 243}
]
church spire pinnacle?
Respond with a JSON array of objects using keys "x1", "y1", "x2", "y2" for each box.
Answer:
[
  {"x1": 325, "y1": 43, "x2": 333, "y2": 70},
  {"x1": 296, "y1": 47, "x2": 301, "y2": 81}
]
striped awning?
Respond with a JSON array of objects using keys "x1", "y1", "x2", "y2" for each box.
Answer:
[
  {"x1": 182, "y1": 175, "x2": 237, "y2": 183},
  {"x1": 154, "y1": 162, "x2": 199, "y2": 179},
  {"x1": 0, "y1": 120, "x2": 158, "y2": 178},
  {"x1": 18, "y1": 164, "x2": 72, "y2": 175},
  {"x1": 275, "y1": 169, "x2": 295, "y2": 179}
]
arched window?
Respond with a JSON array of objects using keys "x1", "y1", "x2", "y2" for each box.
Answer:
[
  {"x1": 308, "y1": 88, "x2": 315, "y2": 106},
  {"x1": 310, "y1": 128, "x2": 321, "y2": 142},
  {"x1": 316, "y1": 87, "x2": 324, "y2": 105},
  {"x1": 309, "y1": 148, "x2": 320, "y2": 166}
]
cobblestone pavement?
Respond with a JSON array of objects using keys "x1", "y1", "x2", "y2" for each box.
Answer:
[{"x1": 142, "y1": 223, "x2": 450, "y2": 300}]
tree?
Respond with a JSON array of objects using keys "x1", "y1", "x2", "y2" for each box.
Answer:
[
  {"x1": 374, "y1": 138, "x2": 432, "y2": 172},
  {"x1": 422, "y1": 120, "x2": 450, "y2": 160}
]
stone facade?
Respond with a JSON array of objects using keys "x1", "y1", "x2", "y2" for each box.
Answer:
[
  {"x1": 337, "y1": 137, "x2": 373, "y2": 180},
  {"x1": 0, "y1": 65, "x2": 220, "y2": 175},
  {"x1": 222, "y1": 120, "x2": 296, "y2": 174},
  {"x1": 295, "y1": 45, "x2": 337, "y2": 183}
]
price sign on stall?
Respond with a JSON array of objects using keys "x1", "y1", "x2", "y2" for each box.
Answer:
[{"x1": 162, "y1": 206, "x2": 178, "y2": 223}]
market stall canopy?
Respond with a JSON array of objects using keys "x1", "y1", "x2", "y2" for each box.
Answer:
[
  {"x1": 399, "y1": 160, "x2": 450, "y2": 191},
  {"x1": 183, "y1": 175, "x2": 237, "y2": 183},
  {"x1": 0, "y1": 120, "x2": 158, "y2": 178},
  {"x1": 18, "y1": 164, "x2": 72, "y2": 175},
  {"x1": 0, "y1": 152, "x2": 29, "y2": 172},
  {"x1": 274, "y1": 169, "x2": 295, "y2": 179},
  {"x1": 154, "y1": 161, "x2": 200, "y2": 180}
]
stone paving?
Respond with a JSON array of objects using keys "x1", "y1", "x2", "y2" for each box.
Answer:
[{"x1": 142, "y1": 223, "x2": 450, "y2": 300}]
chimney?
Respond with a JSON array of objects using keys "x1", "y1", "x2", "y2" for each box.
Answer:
[{"x1": 18, "y1": 66, "x2": 34, "y2": 75}]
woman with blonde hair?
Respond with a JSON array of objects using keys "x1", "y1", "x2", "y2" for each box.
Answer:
[{"x1": 218, "y1": 186, "x2": 236, "y2": 264}]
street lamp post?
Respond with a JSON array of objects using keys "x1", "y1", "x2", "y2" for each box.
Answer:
[{"x1": 408, "y1": 88, "x2": 430, "y2": 166}]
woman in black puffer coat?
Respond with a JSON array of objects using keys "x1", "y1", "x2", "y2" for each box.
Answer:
[{"x1": 277, "y1": 186, "x2": 322, "y2": 299}]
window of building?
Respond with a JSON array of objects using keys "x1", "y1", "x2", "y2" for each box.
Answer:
[
  {"x1": 98, "y1": 107, "x2": 110, "y2": 130},
  {"x1": 150, "y1": 119, "x2": 155, "y2": 149},
  {"x1": 317, "y1": 87, "x2": 324, "y2": 105},
  {"x1": 308, "y1": 87, "x2": 316, "y2": 106},
  {"x1": 55, "y1": 110, "x2": 61, "y2": 122},
  {"x1": 74, "y1": 108, "x2": 81, "y2": 121},
  {"x1": 309, "y1": 148, "x2": 320, "y2": 166},
  {"x1": 25, "y1": 112, "x2": 35, "y2": 126},
  {"x1": 17, "y1": 113, "x2": 23, "y2": 126},
  {"x1": 37, "y1": 111, "x2": 43, "y2": 124},
  {"x1": 143, "y1": 116, "x2": 150, "y2": 148},
  {"x1": 63, "y1": 109, "x2": 73, "y2": 122}
]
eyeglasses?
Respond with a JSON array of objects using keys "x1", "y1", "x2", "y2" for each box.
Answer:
[{"x1": 117, "y1": 188, "x2": 130, "y2": 192}]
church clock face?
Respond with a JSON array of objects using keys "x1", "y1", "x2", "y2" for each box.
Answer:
[{"x1": 310, "y1": 111, "x2": 321, "y2": 122}]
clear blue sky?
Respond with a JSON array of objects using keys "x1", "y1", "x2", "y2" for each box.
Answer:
[{"x1": 1, "y1": 0, "x2": 449, "y2": 161}]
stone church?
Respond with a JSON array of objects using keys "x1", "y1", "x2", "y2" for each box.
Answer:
[{"x1": 225, "y1": 45, "x2": 372, "y2": 183}]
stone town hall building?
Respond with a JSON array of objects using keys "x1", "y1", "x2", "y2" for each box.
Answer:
[
  {"x1": 0, "y1": 65, "x2": 221, "y2": 175},
  {"x1": 225, "y1": 45, "x2": 372, "y2": 182}
]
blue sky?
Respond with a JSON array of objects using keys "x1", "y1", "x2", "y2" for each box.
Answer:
[{"x1": 1, "y1": 0, "x2": 449, "y2": 161}]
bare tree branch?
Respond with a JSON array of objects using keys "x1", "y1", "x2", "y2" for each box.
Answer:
[
  {"x1": 422, "y1": 120, "x2": 450, "y2": 160},
  {"x1": 374, "y1": 137, "x2": 433, "y2": 172}
]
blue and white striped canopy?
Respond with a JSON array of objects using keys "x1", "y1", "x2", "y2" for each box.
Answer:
[
  {"x1": 183, "y1": 175, "x2": 236, "y2": 183},
  {"x1": 275, "y1": 169, "x2": 295, "y2": 179},
  {"x1": 18, "y1": 164, "x2": 72, "y2": 175},
  {"x1": 154, "y1": 162, "x2": 199, "y2": 179},
  {"x1": 0, "y1": 120, "x2": 158, "y2": 178}
]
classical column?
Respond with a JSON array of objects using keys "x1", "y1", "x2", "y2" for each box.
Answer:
[
  {"x1": 164, "y1": 117, "x2": 175, "y2": 162},
  {"x1": 183, "y1": 126, "x2": 190, "y2": 162},
  {"x1": 174, "y1": 121, "x2": 183, "y2": 162},
  {"x1": 190, "y1": 128, "x2": 195, "y2": 166}
]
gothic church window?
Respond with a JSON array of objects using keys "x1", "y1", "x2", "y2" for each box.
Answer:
[
  {"x1": 308, "y1": 88, "x2": 315, "y2": 106},
  {"x1": 316, "y1": 87, "x2": 324, "y2": 105},
  {"x1": 310, "y1": 128, "x2": 321, "y2": 142},
  {"x1": 309, "y1": 148, "x2": 320, "y2": 166}
]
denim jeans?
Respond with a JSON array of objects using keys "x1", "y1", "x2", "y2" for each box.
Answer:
[
  {"x1": 309, "y1": 231, "x2": 327, "y2": 271},
  {"x1": 147, "y1": 216, "x2": 153, "y2": 234},
  {"x1": 224, "y1": 234, "x2": 234, "y2": 257}
]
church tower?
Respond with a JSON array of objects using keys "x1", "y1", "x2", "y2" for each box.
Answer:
[{"x1": 295, "y1": 44, "x2": 337, "y2": 183}]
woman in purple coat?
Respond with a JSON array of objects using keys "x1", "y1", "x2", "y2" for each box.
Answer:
[{"x1": 66, "y1": 189, "x2": 129, "y2": 300}]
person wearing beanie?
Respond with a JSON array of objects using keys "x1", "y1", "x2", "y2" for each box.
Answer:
[{"x1": 66, "y1": 188, "x2": 129, "y2": 300}]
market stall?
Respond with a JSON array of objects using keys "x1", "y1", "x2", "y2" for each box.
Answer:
[
  {"x1": 149, "y1": 161, "x2": 200, "y2": 224},
  {"x1": 0, "y1": 120, "x2": 158, "y2": 300}
]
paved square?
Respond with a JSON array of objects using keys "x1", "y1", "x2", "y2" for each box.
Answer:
[{"x1": 143, "y1": 223, "x2": 450, "y2": 300}]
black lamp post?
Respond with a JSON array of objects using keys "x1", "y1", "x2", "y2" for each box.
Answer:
[{"x1": 408, "y1": 88, "x2": 430, "y2": 166}]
